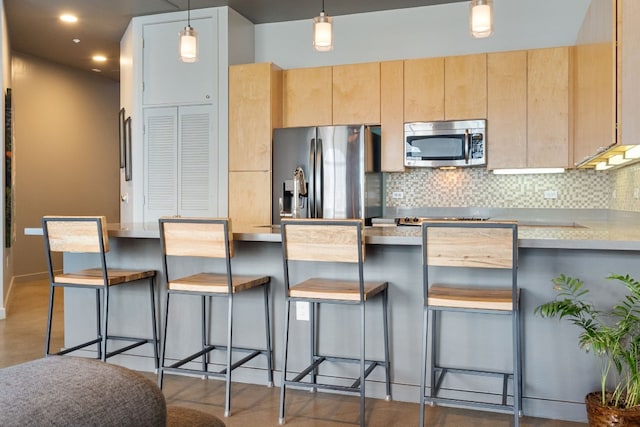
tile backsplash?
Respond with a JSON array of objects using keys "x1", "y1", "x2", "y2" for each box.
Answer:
[{"x1": 385, "y1": 162, "x2": 640, "y2": 212}]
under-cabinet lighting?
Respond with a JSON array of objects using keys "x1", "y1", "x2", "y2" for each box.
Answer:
[
  {"x1": 607, "y1": 154, "x2": 629, "y2": 166},
  {"x1": 492, "y1": 168, "x2": 565, "y2": 175},
  {"x1": 60, "y1": 14, "x2": 78, "y2": 23},
  {"x1": 624, "y1": 145, "x2": 640, "y2": 159},
  {"x1": 470, "y1": 0, "x2": 493, "y2": 38},
  {"x1": 595, "y1": 161, "x2": 612, "y2": 171}
]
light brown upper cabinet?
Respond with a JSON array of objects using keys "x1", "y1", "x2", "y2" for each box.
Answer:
[
  {"x1": 229, "y1": 62, "x2": 282, "y2": 227},
  {"x1": 380, "y1": 60, "x2": 405, "y2": 172},
  {"x1": 527, "y1": 47, "x2": 572, "y2": 168},
  {"x1": 617, "y1": 0, "x2": 640, "y2": 147},
  {"x1": 487, "y1": 47, "x2": 572, "y2": 170},
  {"x1": 573, "y1": 0, "x2": 616, "y2": 166},
  {"x1": 282, "y1": 66, "x2": 332, "y2": 127},
  {"x1": 444, "y1": 54, "x2": 487, "y2": 120},
  {"x1": 404, "y1": 54, "x2": 487, "y2": 122},
  {"x1": 404, "y1": 57, "x2": 445, "y2": 122},
  {"x1": 487, "y1": 51, "x2": 528, "y2": 170},
  {"x1": 332, "y1": 62, "x2": 381, "y2": 125},
  {"x1": 229, "y1": 62, "x2": 282, "y2": 172}
]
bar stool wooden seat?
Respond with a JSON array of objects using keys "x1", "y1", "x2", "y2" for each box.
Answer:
[
  {"x1": 42, "y1": 216, "x2": 158, "y2": 366},
  {"x1": 157, "y1": 217, "x2": 272, "y2": 418},
  {"x1": 419, "y1": 221, "x2": 521, "y2": 427},
  {"x1": 279, "y1": 219, "x2": 391, "y2": 427}
]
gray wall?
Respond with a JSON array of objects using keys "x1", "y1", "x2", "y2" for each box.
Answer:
[{"x1": 11, "y1": 53, "x2": 119, "y2": 280}]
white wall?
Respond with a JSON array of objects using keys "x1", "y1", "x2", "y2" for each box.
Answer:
[{"x1": 255, "y1": 0, "x2": 590, "y2": 68}]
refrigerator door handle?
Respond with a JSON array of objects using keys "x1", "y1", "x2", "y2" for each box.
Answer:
[
  {"x1": 309, "y1": 138, "x2": 316, "y2": 218},
  {"x1": 315, "y1": 138, "x2": 323, "y2": 218}
]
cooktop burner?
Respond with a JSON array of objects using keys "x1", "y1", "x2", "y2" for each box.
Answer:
[{"x1": 395, "y1": 216, "x2": 490, "y2": 226}]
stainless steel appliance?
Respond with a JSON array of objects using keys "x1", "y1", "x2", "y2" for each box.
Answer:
[
  {"x1": 272, "y1": 125, "x2": 382, "y2": 225},
  {"x1": 404, "y1": 119, "x2": 486, "y2": 168}
]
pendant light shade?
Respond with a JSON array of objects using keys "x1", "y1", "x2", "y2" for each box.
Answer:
[
  {"x1": 179, "y1": 0, "x2": 198, "y2": 62},
  {"x1": 313, "y1": 1, "x2": 333, "y2": 52},
  {"x1": 470, "y1": 0, "x2": 493, "y2": 38}
]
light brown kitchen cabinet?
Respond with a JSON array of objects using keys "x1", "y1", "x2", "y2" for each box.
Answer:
[
  {"x1": 282, "y1": 66, "x2": 332, "y2": 127},
  {"x1": 332, "y1": 62, "x2": 380, "y2": 125},
  {"x1": 444, "y1": 54, "x2": 487, "y2": 120},
  {"x1": 229, "y1": 62, "x2": 282, "y2": 171},
  {"x1": 527, "y1": 47, "x2": 572, "y2": 168},
  {"x1": 573, "y1": 0, "x2": 616, "y2": 166},
  {"x1": 228, "y1": 62, "x2": 282, "y2": 227},
  {"x1": 487, "y1": 50, "x2": 528, "y2": 170},
  {"x1": 380, "y1": 60, "x2": 405, "y2": 172},
  {"x1": 618, "y1": 0, "x2": 640, "y2": 146},
  {"x1": 229, "y1": 171, "x2": 271, "y2": 227},
  {"x1": 404, "y1": 57, "x2": 445, "y2": 122}
]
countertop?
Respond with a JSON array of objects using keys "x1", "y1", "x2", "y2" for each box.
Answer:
[{"x1": 25, "y1": 210, "x2": 640, "y2": 251}]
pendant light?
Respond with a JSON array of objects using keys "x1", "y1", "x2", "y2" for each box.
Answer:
[
  {"x1": 179, "y1": 0, "x2": 198, "y2": 62},
  {"x1": 470, "y1": 0, "x2": 493, "y2": 38},
  {"x1": 313, "y1": 0, "x2": 333, "y2": 52}
]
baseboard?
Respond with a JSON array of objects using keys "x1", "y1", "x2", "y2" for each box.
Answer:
[{"x1": 0, "y1": 307, "x2": 6, "y2": 320}]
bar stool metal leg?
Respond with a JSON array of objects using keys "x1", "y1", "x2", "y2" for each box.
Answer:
[
  {"x1": 95, "y1": 288, "x2": 102, "y2": 359},
  {"x1": 279, "y1": 298, "x2": 292, "y2": 425},
  {"x1": 264, "y1": 282, "x2": 274, "y2": 387},
  {"x1": 359, "y1": 301, "x2": 366, "y2": 427},
  {"x1": 310, "y1": 301, "x2": 317, "y2": 392},
  {"x1": 158, "y1": 292, "x2": 171, "y2": 389},
  {"x1": 224, "y1": 294, "x2": 234, "y2": 417},
  {"x1": 382, "y1": 288, "x2": 391, "y2": 400},
  {"x1": 201, "y1": 295, "x2": 207, "y2": 374},
  {"x1": 101, "y1": 286, "x2": 109, "y2": 362},
  {"x1": 45, "y1": 286, "x2": 56, "y2": 357},
  {"x1": 148, "y1": 277, "x2": 159, "y2": 370},
  {"x1": 419, "y1": 305, "x2": 428, "y2": 426}
]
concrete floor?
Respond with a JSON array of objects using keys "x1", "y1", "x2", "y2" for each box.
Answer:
[{"x1": 0, "y1": 279, "x2": 586, "y2": 426}]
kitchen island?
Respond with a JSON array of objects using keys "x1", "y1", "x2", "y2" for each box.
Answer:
[{"x1": 55, "y1": 210, "x2": 640, "y2": 423}]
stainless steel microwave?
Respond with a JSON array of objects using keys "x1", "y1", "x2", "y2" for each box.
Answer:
[{"x1": 404, "y1": 119, "x2": 486, "y2": 168}]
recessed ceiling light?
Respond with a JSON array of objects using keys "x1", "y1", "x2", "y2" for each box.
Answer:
[
  {"x1": 91, "y1": 69, "x2": 102, "y2": 73},
  {"x1": 72, "y1": 38, "x2": 80, "y2": 44},
  {"x1": 60, "y1": 14, "x2": 78, "y2": 23},
  {"x1": 92, "y1": 55, "x2": 107, "y2": 62}
]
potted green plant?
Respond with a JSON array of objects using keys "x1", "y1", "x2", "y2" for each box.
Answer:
[{"x1": 534, "y1": 273, "x2": 640, "y2": 426}]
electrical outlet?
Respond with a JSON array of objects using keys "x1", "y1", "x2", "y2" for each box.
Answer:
[
  {"x1": 392, "y1": 192, "x2": 404, "y2": 199},
  {"x1": 543, "y1": 190, "x2": 558, "y2": 199},
  {"x1": 296, "y1": 301, "x2": 310, "y2": 321}
]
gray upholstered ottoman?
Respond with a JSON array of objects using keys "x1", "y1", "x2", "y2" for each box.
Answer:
[{"x1": 0, "y1": 356, "x2": 224, "y2": 427}]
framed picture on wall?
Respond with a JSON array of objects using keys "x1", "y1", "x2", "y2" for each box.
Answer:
[
  {"x1": 119, "y1": 108, "x2": 126, "y2": 168},
  {"x1": 125, "y1": 116, "x2": 132, "y2": 181}
]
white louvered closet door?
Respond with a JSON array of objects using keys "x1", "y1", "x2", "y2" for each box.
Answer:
[{"x1": 144, "y1": 105, "x2": 215, "y2": 222}]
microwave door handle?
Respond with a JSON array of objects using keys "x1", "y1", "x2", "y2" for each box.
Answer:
[
  {"x1": 309, "y1": 138, "x2": 315, "y2": 218},
  {"x1": 315, "y1": 138, "x2": 323, "y2": 218},
  {"x1": 464, "y1": 129, "x2": 470, "y2": 164}
]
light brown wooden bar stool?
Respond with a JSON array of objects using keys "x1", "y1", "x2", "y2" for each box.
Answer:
[
  {"x1": 278, "y1": 218, "x2": 391, "y2": 427},
  {"x1": 157, "y1": 217, "x2": 273, "y2": 418},
  {"x1": 419, "y1": 221, "x2": 521, "y2": 427},
  {"x1": 42, "y1": 216, "x2": 158, "y2": 366}
]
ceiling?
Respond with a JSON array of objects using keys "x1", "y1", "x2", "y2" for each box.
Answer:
[{"x1": 4, "y1": 0, "x2": 466, "y2": 81}]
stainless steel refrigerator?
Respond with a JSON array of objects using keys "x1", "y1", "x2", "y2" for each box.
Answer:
[{"x1": 272, "y1": 125, "x2": 382, "y2": 225}]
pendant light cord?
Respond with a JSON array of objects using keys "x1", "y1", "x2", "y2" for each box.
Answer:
[
  {"x1": 187, "y1": 0, "x2": 191, "y2": 27},
  {"x1": 321, "y1": 0, "x2": 325, "y2": 14}
]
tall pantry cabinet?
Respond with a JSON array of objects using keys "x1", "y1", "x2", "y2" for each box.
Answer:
[{"x1": 119, "y1": 7, "x2": 254, "y2": 224}]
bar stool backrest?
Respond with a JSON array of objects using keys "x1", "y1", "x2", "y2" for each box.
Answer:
[
  {"x1": 43, "y1": 216, "x2": 109, "y2": 254},
  {"x1": 423, "y1": 221, "x2": 517, "y2": 270},
  {"x1": 159, "y1": 217, "x2": 234, "y2": 259},
  {"x1": 281, "y1": 218, "x2": 365, "y2": 263}
]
